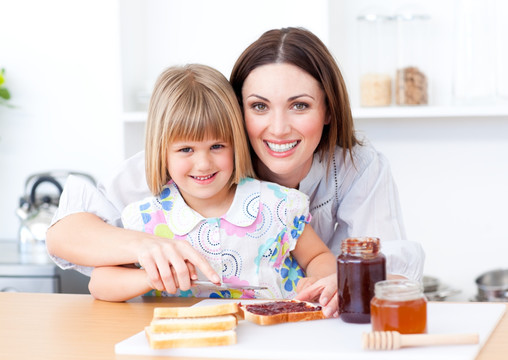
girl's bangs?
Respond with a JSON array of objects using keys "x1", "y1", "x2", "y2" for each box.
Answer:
[{"x1": 168, "y1": 93, "x2": 233, "y2": 143}]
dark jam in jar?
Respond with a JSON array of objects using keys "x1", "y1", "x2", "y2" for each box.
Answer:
[{"x1": 337, "y1": 237, "x2": 386, "y2": 323}]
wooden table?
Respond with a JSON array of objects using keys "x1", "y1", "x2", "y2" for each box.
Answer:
[{"x1": 0, "y1": 292, "x2": 506, "y2": 360}]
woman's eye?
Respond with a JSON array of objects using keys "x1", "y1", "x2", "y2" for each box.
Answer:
[
  {"x1": 293, "y1": 102, "x2": 309, "y2": 111},
  {"x1": 252, "y1": 103, "x2": 267, "y2": 112}
]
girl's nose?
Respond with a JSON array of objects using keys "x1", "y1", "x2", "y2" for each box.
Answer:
[
  {"x1": 195, "y1": 151, "x2": 212, "y2": 171},
  {"x1": 268, "y1": 111, "x2": 291, "y2": 137}
]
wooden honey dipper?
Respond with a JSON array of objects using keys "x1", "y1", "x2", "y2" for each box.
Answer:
[{"x1": 363, "y1": 331, "x2": 479, "y2": 350}]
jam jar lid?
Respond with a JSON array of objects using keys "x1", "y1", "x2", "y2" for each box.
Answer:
[{"x1": 341, "y1": 237, "x2": 380, "y2": 255}]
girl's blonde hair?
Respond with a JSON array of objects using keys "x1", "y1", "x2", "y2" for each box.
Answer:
[{"x1": 145, "y1": 64, "x2": 255, "y2": 195}]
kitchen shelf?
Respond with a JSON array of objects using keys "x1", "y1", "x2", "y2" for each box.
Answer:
[
  {"x1": 353, "y1": 104, "x2": 508, "y2": 120},
  {"x1": 122, "y1": 103, "x2": 508, "y2": 124}
]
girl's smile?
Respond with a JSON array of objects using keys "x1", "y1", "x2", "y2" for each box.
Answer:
[{"x1": 167, "y1": 138, "x2": 235, "y2": 217}]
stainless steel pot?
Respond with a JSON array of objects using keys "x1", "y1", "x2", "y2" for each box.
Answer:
[
  {"x1": 475, "y1": 269, "x2": 508, "y2": 302},
  {"x1": 422, "y1": 275, "x2": 461, "y2": 301}
]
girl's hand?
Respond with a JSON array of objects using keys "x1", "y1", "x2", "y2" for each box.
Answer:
[
  {"x1": 295, "y1": 276, "x2": 318, "y2": 294},
  {"x1": 135, "y1": 234, "x2": 221, "y2": 293},
  {"x1": 294, "y1": 273, "x2": 338, "y2": 318}
]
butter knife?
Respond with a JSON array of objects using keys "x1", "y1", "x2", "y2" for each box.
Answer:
[{"x1": 191, "y1": 280, "x2": 267, "y2": 291}]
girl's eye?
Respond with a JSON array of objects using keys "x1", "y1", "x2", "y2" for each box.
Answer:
[
  {"x1": 293, "y1": 102, "x2": 309, "y2": 111},
  {"x1": 211, "y1": 144, "x2": 224, "y2": 150},
  {"x1": 179, "y1": 147, "x2": 192, "y2": 153},
  {"x1": 252, "y1": 102, "x2": 267, "y2": 112}
]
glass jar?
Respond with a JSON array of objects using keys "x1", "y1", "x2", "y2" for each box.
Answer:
[
  {"x1": 337, "y1": 237, "x2": 386, "y2": 324},
  {"x1": 370, "y1": 279, "x2": 427, "y2": 334},
  {"x1": 357, "y1": 11, "x2": 395, "y2": 107},
  {"x1": 395, "y1": 10, "x2": 431, "y2": 105},
  {"x1": 453, "y1": 0, "x2": 497, "y2": 104}
]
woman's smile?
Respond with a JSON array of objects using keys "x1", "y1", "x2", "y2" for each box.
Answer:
[
  {"x1": 264, "y1": 140, "x2": 299, "y2": 154},
  {"x1": 242, "y1": 63, "x2": 328, "y2": 187}
]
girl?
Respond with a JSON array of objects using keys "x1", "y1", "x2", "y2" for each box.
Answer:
[{"x1": 88, "y1": 64, "x2": 336, "y2": 302}]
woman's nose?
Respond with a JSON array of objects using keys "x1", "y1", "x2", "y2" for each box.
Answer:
[{"x1": 268, "y1": 111, "x2": 291, "y2": 136}]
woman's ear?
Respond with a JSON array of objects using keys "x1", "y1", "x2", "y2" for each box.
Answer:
[{"x1": 324, "y1": 113, "x2": 331, "y2": 125}]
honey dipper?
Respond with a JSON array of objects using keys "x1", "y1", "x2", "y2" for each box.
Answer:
[{"x1": 363, "y1": 331, "x2": 479, "y2": 350}]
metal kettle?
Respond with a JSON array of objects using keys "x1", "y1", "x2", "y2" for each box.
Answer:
[{"x1": 16, "y1": 171, "x2": 95, "y2": 263}]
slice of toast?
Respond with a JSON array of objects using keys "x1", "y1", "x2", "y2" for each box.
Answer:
[
  {"x1": 147, "y1": 302, "x2": 239, "y2": 349},
  {"x1": 153, "y1": 302, "x2": 239, "y2": 319},
  {"x1": 145, "y1": 327, "x2": 236, "y2": 349},
  {"x1": 150, "y1": 314, "x2": 237, "y2": 333},
  {"x1": 241, "y1": 300, "x2": 325, "y2": 325}
]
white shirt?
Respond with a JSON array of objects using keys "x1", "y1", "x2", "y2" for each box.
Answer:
[{"x1": 51, "y1": 143, "x2": 424, "y2": 281}]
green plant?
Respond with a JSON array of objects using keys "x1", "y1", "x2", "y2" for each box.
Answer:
[{"x1": 0, "y1": 68, "x2": 12, "y2": 106}]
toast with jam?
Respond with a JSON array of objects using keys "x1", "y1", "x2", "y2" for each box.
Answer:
[{"x1": 241, "y1": 300, "x2": 325, "y2": 325}]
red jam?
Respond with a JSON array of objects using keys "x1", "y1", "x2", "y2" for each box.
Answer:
[
  {"x1": 337, "y1": 237, "x2": 386, "y2": 324},
  {"x1": 245, "y1": 301, "x2": 322, "y2": 316}
]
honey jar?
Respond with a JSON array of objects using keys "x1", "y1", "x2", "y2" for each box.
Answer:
[
  {"x1": 370, "y1": 279, "x2": 427, "y2": 334},
  {"x1": 337, "y1": 237, "x2": 386, "y2": 323}
]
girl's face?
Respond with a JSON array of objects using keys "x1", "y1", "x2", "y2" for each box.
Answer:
[
  {"x1": 167, "y1": 137, "x2": 234, "y2": 215},
  {"x1": 242, "y1": 63, "x2": 329, "y2": 188}
]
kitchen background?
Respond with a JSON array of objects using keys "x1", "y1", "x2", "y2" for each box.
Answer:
[{"x1": 1, "y1": 0, "x2": 507, "y2": 300}]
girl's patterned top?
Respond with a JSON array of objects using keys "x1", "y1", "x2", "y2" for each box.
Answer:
[{"x1": 121, "y1": 177, "x2": 311, "y2": 299}]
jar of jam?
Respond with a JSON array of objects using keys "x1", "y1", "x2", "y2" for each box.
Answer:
[
  {"x1": 337, "y1": 237, "x2": 386, "y2": 323},
  {"x1": 370, "y1": 279, "x2": 427, "y2": 334}
]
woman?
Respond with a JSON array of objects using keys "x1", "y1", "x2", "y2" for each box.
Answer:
[{"x1": 46, "y1": 27, "x2": 424, "y2": 316}]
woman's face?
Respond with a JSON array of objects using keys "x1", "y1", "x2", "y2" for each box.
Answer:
[{"x1": 242, "y1": 63, "x2": 329, "y2": 188}]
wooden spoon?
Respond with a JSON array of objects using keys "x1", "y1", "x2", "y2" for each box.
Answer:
[{"x1": 363, "y1": 331, "x2": 479, "y2": 350}]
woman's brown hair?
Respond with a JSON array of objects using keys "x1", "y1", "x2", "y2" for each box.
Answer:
[{"x1": 230, "y1": 27, "x2": 360, "y2": 171}]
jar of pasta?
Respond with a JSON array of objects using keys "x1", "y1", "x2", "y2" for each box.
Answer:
[
  {"x1": 357, "y1": 10, "x2": 395, "y2": 107},
  {"x1": 370, "y1": 279, "x2": 428, "y2": 334},
  {"x1": 394, "y1": 9, "x2": 431, "y2": 105}
]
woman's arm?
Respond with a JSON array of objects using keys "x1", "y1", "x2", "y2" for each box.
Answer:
[
  {"x1": 46, "y1": 212, "x2": 141, "y2": 266},
  {"x1": 46, "y1": 212, "x2": 221, "y2": 291}
]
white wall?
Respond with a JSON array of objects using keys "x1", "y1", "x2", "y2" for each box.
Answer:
[
  {"x1": 1, "y1": 0, "x2": 507, "y2": 301},
  {"x1": 0, "y1": 0, "x2": 123, "y2": 239},
  {"x1": 356, "y1": 117, "x2": 508, "y2": 301},
  {"x1": 120, "y1": 0, "x2": 330, "y2": 113}
]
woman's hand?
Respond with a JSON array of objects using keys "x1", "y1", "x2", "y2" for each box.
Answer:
[
  {"x1": 135, "y1": 233, "x2": 221, "y2": 293},
  {"x1": 294, "y1": 273, "x2": 338, "y2": 318}
]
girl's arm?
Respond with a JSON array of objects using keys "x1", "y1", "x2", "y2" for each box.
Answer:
[
  {"x1": 290, "y1": 224, "x2": 337, "y2": 317},
  {"x1": 89, "y1": 265, "x2": 154, "y2": 302},
  {"x1": 291, "y1": 224, "x2": 336, "y2": 280},
  {"x1": 46, "y1": 212, "x2": 221, "y2": 292}
]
